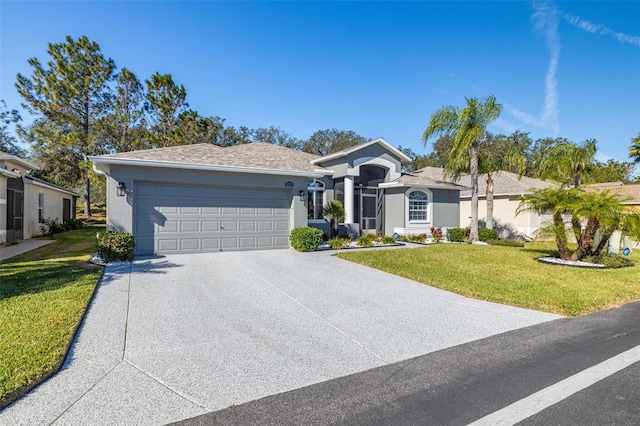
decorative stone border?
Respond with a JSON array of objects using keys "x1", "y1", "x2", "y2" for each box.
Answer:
[{"x1": 537, "y1": 256, "x2": 605, "y2": 269}]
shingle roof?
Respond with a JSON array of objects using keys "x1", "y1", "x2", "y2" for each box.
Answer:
[
  {"x1": 584, "y1": 182, "x2": 640, "y2": 203},
  {"x1": 94, "y1": 143, "x2": 325, "y2": 174},
  {"x1": 412, "y1": 167, "x2": 552, "y2": 197},
  {"x1": 391, "y1": 168, "x2": 468, "y2": 190}
]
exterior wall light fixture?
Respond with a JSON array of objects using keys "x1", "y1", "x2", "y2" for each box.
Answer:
[{"x1": 117, "y1": 182, "x2": 126, "y2": 197}]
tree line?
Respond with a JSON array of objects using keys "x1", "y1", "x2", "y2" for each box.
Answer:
[{"x1": 1, "y1": 35, "x2": 639, "y2": 221}]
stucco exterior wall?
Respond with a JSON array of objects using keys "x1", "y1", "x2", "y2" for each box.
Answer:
[
  {"x1": 384, "y1": 187, "x2": 460, "y2": 235},
  {"x1": 103, "y1": 164, "x2": 308, "y2": 238},
  {"x1": 459, "y1": 196, "x2": 544, "y2": 238},
  {"x1": 0, "y1": 175, "x2": 6, "y2": 243},
  {"x1": 23, "y1": 183, "x2": 74, "y2": 238}
]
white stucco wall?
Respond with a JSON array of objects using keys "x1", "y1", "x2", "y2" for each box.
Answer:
[{"x1": 23, "y1": 182, "x2": 74, "y2": 238}]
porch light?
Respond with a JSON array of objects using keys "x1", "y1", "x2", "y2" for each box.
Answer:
[
  {"x1": 299, "y1": 190, "x2": 307, "y2": 201},
  {"x1": 116, "y1": 182, "x2": 126, "y2": 197},
  {"x1": 285, "y1": 181, "x2": 293, "y2": 187}
]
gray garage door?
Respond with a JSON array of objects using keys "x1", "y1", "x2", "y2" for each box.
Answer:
[{"x1": 134, "y1": 182, "x2": 291, "y2": 255}]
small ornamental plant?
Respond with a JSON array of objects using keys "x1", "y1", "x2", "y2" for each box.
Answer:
[
  {"x1": 290, "y1": 227, "x2": 323, "y2": 252},
  {"x1": 97, "y1": 230, "x2": 135, "y2": 262},
  {"x1": 430, "y1": 227, "x2": 443, "y2": 243}
]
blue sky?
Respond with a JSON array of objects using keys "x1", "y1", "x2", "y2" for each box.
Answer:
[{"x1": 1, "y1": 1, "x2": 639, "y2": 163}]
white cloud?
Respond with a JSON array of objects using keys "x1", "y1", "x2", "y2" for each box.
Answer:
[
  {"x1": 504, "y1": 1, "x2": 560, "y2": 136},
  {"x1": 563, "y1": 13, "x2": 640, "y2": 47}
]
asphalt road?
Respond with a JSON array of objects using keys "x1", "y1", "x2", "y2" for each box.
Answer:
[{"x1": 172, "y1": 301, "x2": 640, "y2": 426}]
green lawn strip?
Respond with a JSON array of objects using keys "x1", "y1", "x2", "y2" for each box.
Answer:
[
  {"x1": 335, "y1": 243, "x2": 640, "y2": 317},
  {"x1": 0, "y1": 225, "x2": 104, "y2": 408}
]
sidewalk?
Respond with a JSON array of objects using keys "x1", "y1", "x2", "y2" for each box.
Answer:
[{"x1": 0, "y1": 240, "x2": 54, "y2": 262}]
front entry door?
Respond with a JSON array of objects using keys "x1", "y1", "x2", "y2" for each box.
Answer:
[
  {"x1": 355, "y1": 187, "x2": 378, "y2": 233},
  {"x1": 6, "y1": 177, "x2": 24, "y2": 242}
]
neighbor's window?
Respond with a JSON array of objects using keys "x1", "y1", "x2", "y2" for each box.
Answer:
[
  {"x1": 38, "y1": 193, "x2": 44, "y2": 223},
  {"x1": 408, "y1": 190, "x2": 429, "y2": 222}
]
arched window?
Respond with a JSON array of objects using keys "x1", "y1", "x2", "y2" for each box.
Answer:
[{"x1": 408, "y1": 190, "x2": 429, "y2": 222}]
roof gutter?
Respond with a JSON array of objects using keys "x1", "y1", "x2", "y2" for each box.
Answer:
[{"x1": 89, "y1": 156, "x2": 331, "y2": 178}]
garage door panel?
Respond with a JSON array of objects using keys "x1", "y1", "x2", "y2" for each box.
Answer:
[
  {"x1": 181, "y1": 206, "x2": 199, "y2": 214},
  {"x1": 257, "y1": 236, "x2": 274, "y2": 247},
  {"x1": 202, "y1": 221, "x2": 219, "y2": 231},
  {"x1": 159, "y1": 221, "x2": 178, "y2": 233},
  {"x1": 274, "y1": 236, "x2": 289, "y2": 246},
  {"x1": 257, "y1": 221, "x2": 273, "y2": 231},
  {"x1": 274, "y1": 220, "x2": 289, "y2": 231},
  {"x1": 135, "y1": 183, "x2": 291, "y2": 255},
  {"x1": 180, "y1": 221, "x2": 199, "y2": 232},
  {"x1": 159, "y1": 205, "x2": 179, "y2": 214},
  {"x1": 180, "y1": 239, "x2": 199, "y2": 250},
  {"x1": 202, "y1": 238, "x2": 219, "y2": 249},
  {"x1": 158, "y1": 239, "x2": 179, "y2": 252},
  {"x1": 239, "y1": 221, "x2": 256, "y2": 231},
  {"x1": 221, "y1": 237, "x2": 238, "y2": 249}
]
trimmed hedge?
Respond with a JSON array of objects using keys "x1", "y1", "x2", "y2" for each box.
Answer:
[
  {"x1": 97, "y1": 230, "x2": 135, "y2": 262},
  {"x1": 582, "y1": 253, "x2": 635, "y2": 268},
  {"x1": 478, "y1": 228, "x2": 499, "y2": 242},
  {"x1": 447, "y1": 227, "x2": 467, "y2": 243},
  {"x1": 290, "y1": 227, "x2": 323, "y2": 252},
  {"x1": 487, "y1": 239, "x2": 525, "y2": 247}
]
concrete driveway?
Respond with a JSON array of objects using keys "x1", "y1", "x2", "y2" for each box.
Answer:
[{"x1": 1, "y1": 249, "x2": 560, "y2": 425}]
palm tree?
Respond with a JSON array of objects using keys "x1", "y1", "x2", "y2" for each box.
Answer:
[
  {"x1": 322, "y1": 200, "x2": 345, "y2": 238},
  {"x1": 516, "y1": 186, "x2": 578, "y2": 260},
  {"x1": 422, "y1": 95, "x2": 502, "y2": 241},
  {"x1": 630, "y1": 133, "x2": 640, "y2": 163},
  {"x1": 570, "y1": 189, "x2": 634, "y2": 260},
  {"x1": 536, "y1": 139, "x2": 597, "y2": 188}
]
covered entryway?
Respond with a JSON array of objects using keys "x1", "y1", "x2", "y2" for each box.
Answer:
[{"x1": 134, "y1": 182, "x2": 291, "y2": 255}]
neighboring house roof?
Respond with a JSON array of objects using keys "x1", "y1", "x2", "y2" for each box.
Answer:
[
  {"x1": 310, "y1": 138, "x2": 412, "y2": 164},
  {"x1": 24, "y1": 176, "x2": 78, "y2": 197},
  {"x1": 379, "y1": 168, "x2": 468, "y2": 191},
  {"x1": 584, "y1": 182, "x2": 640, "y2": 204},
  {"x1": 413, "y1": 167, "x2": 552, "y2": 198},
  {"x1": 0, "y1": 153, "x2": 39, "y2": 171},
  {"x1": 90, "y1": 143, "x2": 330, "y2": 177}
]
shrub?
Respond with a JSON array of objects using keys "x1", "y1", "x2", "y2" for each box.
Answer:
[
  {"x1": 447, "y1": 227, "x2": 467, "y2": 243},
  {"x1": 487, "y1": 239, "x2": 525, "y2": 247},
  {"x1": 289, "y1": 226, "x2": 323, "y2": 252},
  {"x1": 430, "y1": 227, "x2": 443, "y2": 243},
  {"x1": 97, "y1": 230, "x2": 135, "y2": 262},
  {"x1": 407, "y1": 234, "x2": 426, "y2": 243},
  {"x1": 67, "y1": 218, "x2": 86, "y2": 230},
  {"x1": 357, "y1": 234, "x2": 377, "y2": 247},
  {"x1": 478, "y1": 228, "x2": 499, "y2": 242},
  {"x1": 582, "y1": 253, "x2": 635, "y2": 268},
  {"x1": 381, "y1": 235, "x2": 396, "y2": 245},
  {"x1": 395, "y1": 234, "x2": 407, "y2": 241},
  {"x1": 328, "y1": 238, "x2": 348, "y2": 249}
]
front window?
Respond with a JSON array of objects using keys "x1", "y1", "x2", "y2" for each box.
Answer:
[
  {"x1": 38, "y1": 193, "x2": 44, "y2": 223},
  {"x1": 408, "y1": 190, "x2": 429, "y2": 222},
  {"x1": 307, "y1": 180, "x2": 325, "y2": 220}
]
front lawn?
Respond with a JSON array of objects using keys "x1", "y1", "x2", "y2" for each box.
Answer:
[
  {"x1": 336, "y1": 243, "x2": 640, "y2": 317},
  {"x1": 0, "y1": 224, "x2": 104, "y2": 408}
]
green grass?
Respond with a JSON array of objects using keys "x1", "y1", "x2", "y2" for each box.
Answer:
[
  {"x1": 0, "y1": 225, "x2": 104, "y2": 408},
  {"x1": 336, "y1": 242, "x2": 640, "y2": 317}
]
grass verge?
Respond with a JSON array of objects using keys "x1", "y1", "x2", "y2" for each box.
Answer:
[
  {"x1": 0, "y1": 225, "x2": 105, "y2": 409},
  {"x1": 336, "y1": 242, "x2": 640, "y2": 317}
]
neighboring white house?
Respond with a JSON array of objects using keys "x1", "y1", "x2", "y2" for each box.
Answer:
[
  {"x1": 413, "y1": 167, "x2": 553, "y2": 239},
  {"x1": 1, "y1": 153, "x2": 78, "y2": 244}
]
